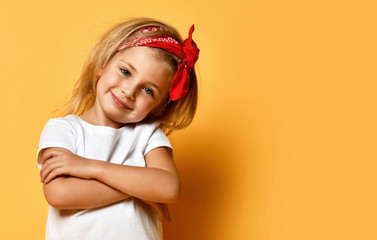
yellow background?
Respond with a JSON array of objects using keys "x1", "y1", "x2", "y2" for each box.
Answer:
[{"x1": 1, "y1": 0, "x2": 376, "y2": 239}]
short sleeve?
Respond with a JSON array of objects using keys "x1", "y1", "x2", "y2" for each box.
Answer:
[
  {"x1": 37, "y1": 118, "x2": 76, "y2": 169},
  {"x1": 144, "y1": 128, "x2": 172, "y2": 156}
]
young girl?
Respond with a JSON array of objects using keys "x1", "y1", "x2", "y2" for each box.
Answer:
[{"x1": 37, "y1": 17, "x2": 199, "y2": 239}]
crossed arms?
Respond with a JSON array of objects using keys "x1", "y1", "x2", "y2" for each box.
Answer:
[{"x1": 38, "y1": 147, "x2": 180, "y2": 219}]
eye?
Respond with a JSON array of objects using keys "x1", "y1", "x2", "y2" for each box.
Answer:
[
  {"x1": 143, "y1": 87, "x2": 154, "y2": 96},
  {"x1": 121, "y1": 68, "x2": 131, "y2": 77}
]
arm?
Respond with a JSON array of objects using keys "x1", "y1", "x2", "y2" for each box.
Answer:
[
  {"x1": 41, "y1": 147, "x2": 181, "y2": 203},
  {"x1": 40, "y1": 148, "x2": 130, "y2": 209},
  {"x1": 43, "y1": 176, "x2": 130, "y2": 209},
  {"x1": 94, "y1": 147, "x2": 181, "y2": 203}
]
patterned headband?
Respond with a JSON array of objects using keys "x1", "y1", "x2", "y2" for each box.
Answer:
[{"x1": 118, "y1": 25, "x2": 200, "y2": 101}]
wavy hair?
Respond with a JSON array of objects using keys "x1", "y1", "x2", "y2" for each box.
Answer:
[{"x1": 61, "y1": 17, "x2": 198, "y2": 135}]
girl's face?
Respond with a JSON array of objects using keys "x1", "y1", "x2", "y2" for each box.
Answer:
[{"x1": 89, "y1": 47, "x2": 172, "y2": 128}]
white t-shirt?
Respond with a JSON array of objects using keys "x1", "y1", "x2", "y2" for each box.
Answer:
[{"x1": 37, "y1": 115, "x2": 172, "y2": 240}]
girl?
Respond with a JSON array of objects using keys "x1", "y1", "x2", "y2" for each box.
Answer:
[{"x1": 37, "y1": 17, "x2": 199, "y2": 239}]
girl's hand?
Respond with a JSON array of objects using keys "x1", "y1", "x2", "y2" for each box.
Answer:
[{"x1": 40, "y1": 148, "x2": 99, "y2": 184}]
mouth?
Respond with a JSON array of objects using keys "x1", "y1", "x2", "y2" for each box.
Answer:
[{"x1": 110, "y1": 91, "x2": 132, "y2": 110}]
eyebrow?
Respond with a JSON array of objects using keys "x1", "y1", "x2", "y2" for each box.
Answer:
[{"x1": 120, "y1": 59, "x2": 137, "y2": 73}]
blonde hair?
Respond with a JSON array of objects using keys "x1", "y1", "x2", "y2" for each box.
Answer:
[{"x1": 61, "y1": 17, "x2": 198, "y2": 135}]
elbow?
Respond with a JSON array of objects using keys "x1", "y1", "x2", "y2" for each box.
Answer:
[
  {"x1": 43, "y1": 187, "x2": 63, "y2": 208},
  {"x1": 43, "y1": 178, "x2": 70, "y2": 209},
  {"x1": 45, "y1": 196, "x2": 65, "y2": 209},
  {"x1": 164, "y1": 179, "x2": 181, "y2": 203}
]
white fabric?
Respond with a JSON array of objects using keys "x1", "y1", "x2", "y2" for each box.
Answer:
[{"x1": 37, "y1": 115, "x2": 172, "y2": 240}]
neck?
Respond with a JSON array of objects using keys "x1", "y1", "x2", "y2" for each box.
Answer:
[{"x1": 80, "y1": 107, "x2": 125, "y2": 129}]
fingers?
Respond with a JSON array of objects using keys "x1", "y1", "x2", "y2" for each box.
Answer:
[
  {"x1": 40, "y1": 148, "x2": 69, "y2": 164},
  {"x1": 40, "y1": 158, "x2": 62, "y2": 183},
  {"x1": 40, "y1": 159, "x2": 54, "y2": 182},
  {"x1": 43, "y1": 168, "x2": 63, "y2": 184},
  {"x1": 40, "y1": 148, "x2": 59, "y2": 164},
  {"x1": 40, "y1": 148, "x2": 75, "y2": 183}
]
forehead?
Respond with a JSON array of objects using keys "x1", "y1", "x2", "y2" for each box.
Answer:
[{"x1": 115, "y1": 46, "x2": 159, "y2": 60}]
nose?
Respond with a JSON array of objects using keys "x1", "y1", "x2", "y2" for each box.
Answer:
[{"x1": 121, "y1": 83, "x2": 136, "y2": 101}]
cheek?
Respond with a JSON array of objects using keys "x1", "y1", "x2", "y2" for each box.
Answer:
[
  {"x1": 97, "y1": 74, "x2": 118, "y2": 90},
  {"x1": 95, "y1": 80, "x2": 106, "y2": 95},
  {"x1": 142, "y1": 100, "x2": 157, "y2": 111},
  {"x1": 138, "y1": 98, "x2": 160, "y2": 113},
  {"x1": 149, "y1": 97, "x2": 167, "y2": 113}
]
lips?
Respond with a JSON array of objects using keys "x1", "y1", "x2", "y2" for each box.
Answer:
[{"x1": 110, "y1": 91, "x2": 132, "y2": 110}]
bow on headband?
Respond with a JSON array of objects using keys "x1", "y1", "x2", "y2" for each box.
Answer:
[{"x1": 118, "y1": 25, "x2": 200, "y2": 101}]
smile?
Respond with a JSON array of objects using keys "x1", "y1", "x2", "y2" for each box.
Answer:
[{"x1": 111, "y1": 91, "x2": 132, "y2": 110}]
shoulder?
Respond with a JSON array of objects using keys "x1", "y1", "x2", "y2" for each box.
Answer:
[
  {"x1": 41, "y1": 115, "x2": 83, "y2": 139},
  {"x1": 132, "y1": 122, "x2": 167, "y2": 139},
  {"x1": 132, "y1": 122, "x2": 172, "y2": 154},
  {"x1": 134, "y1": 122, "x2": 158, "y2": 133},
  {"x1": 38, "y1": 115, "x2": 81, "y2": 163},
  {"x1": 127, "y1": 122, "x2": 170, "y2": 144},
  {"x1": 43, "y1": 115, "x2": 82, "y2": 130},
  {"x1": 45, "y1": 114, "x2": 79, "y2": 126}
]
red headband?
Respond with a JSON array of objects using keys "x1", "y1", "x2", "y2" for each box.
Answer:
[{"x1": 118, "y1": 25, "x2": 200, "y2": 101}]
